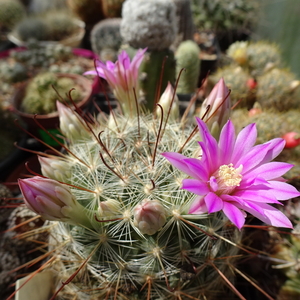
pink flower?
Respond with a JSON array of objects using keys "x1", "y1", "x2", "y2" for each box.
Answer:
[
  {"x1": 19, "y1": 176, "x2": 92, "y2": 227},
  {"x1": 162, "y1": 118, "x2": 300, "y2": 229},
  {"x1": 84, "y1": 48, "x2": 147, "y2": 117},
  {"x1": 199, "y1": 78, "x2": 231, "y2": 139}
]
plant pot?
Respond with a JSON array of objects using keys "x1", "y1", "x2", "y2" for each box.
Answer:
[{"x1": 10, "y1": 73, "x2": 93, "y2": 145}]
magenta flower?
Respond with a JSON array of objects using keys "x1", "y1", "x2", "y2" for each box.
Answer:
[
  {"x1": 162, "y1": 118, "x2": 300, "y2": 229},
  {"x1": 84, "y1": 48, "x2": 147, "y2": 117}
]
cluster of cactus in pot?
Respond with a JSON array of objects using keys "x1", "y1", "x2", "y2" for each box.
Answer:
[
  {"x1": 209, "y1": 40, "x2": 300, "y2": 110},
  {"x1": 21, "y1": 72, "x2": 83, "y2": 115},
  {"x1": 15, "y1": 48, "x2": 300, "y2": 300},
  {"x1": 12, "y1": 10, "x2": 81, "y2": 43}
]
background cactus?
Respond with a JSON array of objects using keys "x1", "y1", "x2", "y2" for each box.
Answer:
[
  {"x1": 191, "y1": 0, "x2": 260, "y2": 31},
  {"x1": 120, "y1": 0, "x2": 177, "y2": 51},
  {"x1": 27, "y1": 0, "x2": 67, "y2": 14},
  {"x1": 175, "y1": 40, "x2": 201, "y2": 94},
  {"x1": 90, "y1": 18, "x2": 122, "y2": 62},
  {"x1": 43, "y1": 10, "x2": 80, "y2": 42},
  {"x1": 12, "y1": 10, "x2": 82, "y2": 43},
  {"x1": 227, "y1": 40, "x2": 283, "y2": 77},
  {"x1": 256, "y1": 68, "x2": 300, "y2": 111},
  {"x1": 120, "y1": 0, "x2": 178, "y2": 112},
  {"x1": 0, "y1": 0, "x2": 26, "y2": 32},
  {"x1": 21, "y1": 72, "x2": 83, "y2": 114},
  {"x1": 12, "y1": 17, "x2": 48, "y2": 42}
]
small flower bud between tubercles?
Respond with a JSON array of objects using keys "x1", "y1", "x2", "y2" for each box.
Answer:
[
  {"x1": 38, "y1": 156, "x2": 72, "y2": 182},
  {"x1": 57, "y1": 101, "x2": 89, "y2": 141},
  {"x1": 156, "y1": 82, "x2": 179, "y2": 120},
  {"x1": 133, "y1": 199, "x2": 167, "y2": 235}
]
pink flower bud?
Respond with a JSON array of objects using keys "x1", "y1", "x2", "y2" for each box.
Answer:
[
  {"x1": 133, "y1": 199, "x2": 167, "y2": 235},
  {"x1": 156, "y1": 82, "x2": 179, "y2": 120},
  {"x1": 200, "y1": 78, "x2": 231, "y2": 138},
  {"x1": 18, "y1": 176, "x2": 91, "y2": 227},
  {"x1": 38, "y1": 156, "x2": 71, "y2": 182},
  {"x1": 57, "y1": 101, "x2": 89, "y2": 141}
]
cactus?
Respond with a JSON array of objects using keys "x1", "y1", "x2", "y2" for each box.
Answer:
[
  {"x1": 101, "y1": 0, "x2": 125, "y2": 18},
  {"x1": 0, "y1": 0, "x2": 26, "y2": 32},
  {"x1": 27, "y1": 0, "x2": 67, "y2": 14},
  {"x1": 191, "y1": 0, "x2": 260, "y2": 32},
  {"x1": 227, "y1": 40, "x2": 283, "y2": 77},
  {"x1": 256, "y1": 68, "x2": 300, "y2": 111},
  {"x1": 13, "y1": 17, "x2": 49, "y2": 42},
  {"x1": 21, "y1": 72, "x2": 83, "y2": 114},
  {"x1": 175, "y1": 40, "x2": 200, "y2": 94},
  {"x1": 208, "y1": 65, "x2": 252, "y2": 108},
  {"x1": 43, "y1": 10, "x2": 79, "y2": 42},
  {"x1": 120, "y1": 0, "x2": 177, "y2": 51},
  {"x1": 19, "y1": 106, "x2": 243, "y2": 300},
  {"x1": 139, "y1": 49, "x2": 176, "y2": 112},
  {"x1": 90, "y1": 18, "x2": 122, "y2": 61},
  {"x1": 12, "y1": 11, "x2": 81, "y2": 43},
  {"x1": 120, "y1": 0, "x2": 178, "y2": 111}
]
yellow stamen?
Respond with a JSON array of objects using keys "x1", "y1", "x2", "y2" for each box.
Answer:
[{"x1": 218, "y1": 163, "x2": 243, "y2": 187}]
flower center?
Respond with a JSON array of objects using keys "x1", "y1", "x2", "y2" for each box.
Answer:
[
  {"x1": 214, "y1": 163, "x2": 243, "y2": 195},
  {"x1": 218, "y1": 163, "x2": 243, "y2": 187}
]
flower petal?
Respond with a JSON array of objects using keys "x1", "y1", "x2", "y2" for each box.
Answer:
[
  {"x1": 183, "y1": 158, "x2": 209, "y2": 181},
  {"x1": 259, "y1": 138, "x2": 286, "y2": 165},
  {"x1": 204, "y1": 192, "x2": 223, "y2": 213},
  {"x1": 238, "y1": 202, "x2": 293, "y2": 228},
  {"x1": 233, "y1": 189, "x2": 282, "y2": 204},
  {"x1": 236, "y1": 143, "x2": 272, "y2": 173},
  {"x1": 222, "y1": 202, "x2": 246, "y2": 229},
  {"x1": 243, "y1": 162, "x2": 294, "y2": 181},
  {"x1": 182, "y1": 179, "x2": 210, "y2": 195},
  {"x1": 162, "y1": 152, "x2": 196, "y2": 178},
  {"x1": 196, "y1": 117, "x2": 219, "y2": 169},
  {"x1": 231, "y1": 123, "x2": 257, "y2": 164},
  {"x1": 218, "y1": 120, "x2": 235, "y2": 164},
  {"x1": 189, "y1": 196, "x2": 208, "y2": 214},
  {"x1": 267, "y1": 181, "x2": 300, "y2": 200}
]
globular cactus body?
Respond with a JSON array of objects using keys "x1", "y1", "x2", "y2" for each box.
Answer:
[
  {"x1": 0, "y1": 0, "x2": 26, "y2": 32},
  {"x1": 38, "y1": 111, "x2": 241, "y2": 300},
  {"x1": 256, "y1": 68, "x2": 300, "y2": 111},
  {"x1": 175, "y1": 40, "x2": 200, "y2": 94},
  {"x1": 90, "y1": 18, "x2": 122, "y2": 61},
  {"x1": 120, "y1": 0, "x2": 177, "y2": 51},
  {"x1": 139, "y1": 49, "x2": 176, "y2": 112}
]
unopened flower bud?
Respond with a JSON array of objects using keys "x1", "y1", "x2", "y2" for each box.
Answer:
[
  {"x1": 156, "y1": 82, "x2": 179, "y2": 120},
  {"x1": 38, "y1": 155, "x2": 72, "y2": 182},
  {"x1": 18, "y1": 176, "x2": 92, "y2": 227},
  {"x1": 199, "y1": 78, "x2": 231, "y2": 139},
  {"x1": 98, "y1": 199, "x2": 120, "y2": 218},
  {"x1": 133, "y1": 199, "x2": 167, "y2": 235},
  {"x1": 57, "y1": 101, "x2": 89, "y2": 141}
]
